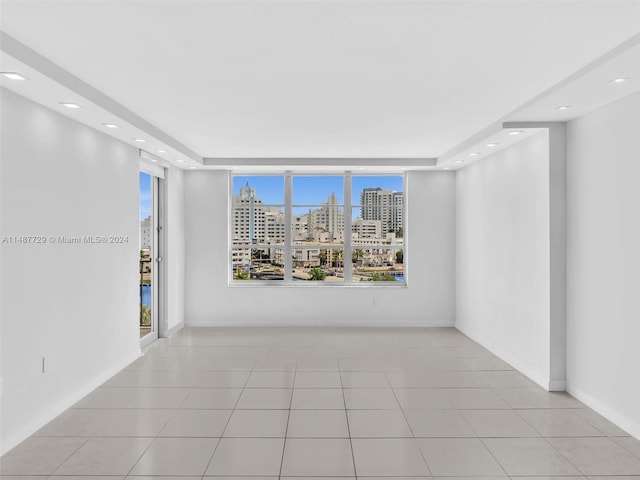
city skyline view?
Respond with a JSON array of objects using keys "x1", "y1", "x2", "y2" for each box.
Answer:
[{"x1": 230, "y1": 174, "x2": 405, "y2": 283}]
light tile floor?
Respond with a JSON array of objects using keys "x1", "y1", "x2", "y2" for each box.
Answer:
[{"x1": 2, "y1": 327, "x2": 640, "y2": 479}]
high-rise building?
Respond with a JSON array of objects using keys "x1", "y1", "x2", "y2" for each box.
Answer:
[
  {"x1": 292, "y1": 214, "x2": 309, "y2": 241},
  {"x1": 232, "y1": 183, "x2": 286, "y2": 268},
  {"x1": 265, "y1": 210, "x2": 286, "y2": 242},
  {"x1": 392, "y1": 191, "x2": 404, "y2": 235},
  {"x1": 307, "y1": 192, "x2": 344, "y2": 241},
  {"x1": 139, "y1": 216, "x2": 152, "y2": 250},
  {"x1": 360, "y1": 188, "x2": 404, "y2": 236},
  {"x1": 232, "y1": 182, "x2": 285, "y2": 244}
]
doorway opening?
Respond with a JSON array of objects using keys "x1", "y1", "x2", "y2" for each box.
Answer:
[{"x1": 139, "y1": 171, "x2": 159, "y2": 345}]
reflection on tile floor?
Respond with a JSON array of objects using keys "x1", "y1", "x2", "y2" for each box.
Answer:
[{"x1": 2, "y1": 327, "x2": 640, "y2": 478}]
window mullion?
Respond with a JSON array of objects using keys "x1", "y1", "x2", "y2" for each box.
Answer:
[
  {"x1": 344, "y1": 172, "x2": 353, "y2": 284},
  {"x1": 284, "y1": 173, "x2": 292, "y2": 283}
]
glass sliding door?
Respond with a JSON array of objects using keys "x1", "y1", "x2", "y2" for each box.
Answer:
[{"x1": 139, "y1": 171, "x2": 159, "y2": 345}]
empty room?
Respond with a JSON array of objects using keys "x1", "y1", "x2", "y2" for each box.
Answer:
[{"x1": 1, "y1": 0, "x2": 639, "y2": 477}]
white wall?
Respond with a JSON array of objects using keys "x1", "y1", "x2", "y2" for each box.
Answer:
[
  {"x1": 456, "y1": 131, "x2": 552, "y2": 388},
  {"x1": 566, "y1": 92, "x2": 640, "y2": 438},
  {"x1": 0, "y1": 88, "x2": 140, "y2": 454},
  {"x1": 165, "y1": 167, "x2": 185, "y2": 333},
  {"x1": 184, "y1": 170, "x2": 455, "y2": 326}
]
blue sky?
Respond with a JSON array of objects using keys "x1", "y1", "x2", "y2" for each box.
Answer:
[
  {"x1": 139, "y1": 171, "x2": 152, "y2": 221},
  {"x1": 233, "y1": 175, "x2": 403, "y2": 206},
  {"x1": 233, "y1": 176, "x2": 285, "y2": 204}
]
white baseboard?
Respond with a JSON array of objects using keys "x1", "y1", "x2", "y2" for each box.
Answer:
[
  {"x1": 548, "y1": 379, "x2": 567, "y2": 392},
  {"x1": 163, "y1": 321, "x2": 185, "y2": 338},
  {"x1": 185, "y1": 319, "x2": 455, "y2": 328},
  {"x1": 0, "y1": 349, "x2": 141, "y2": 456},
  {"x1": 567, "y1": 384, "x2": 640, "y2": 440},
  {"x1": 454, "y1": 324, "x2": 552, "y2": 391}
]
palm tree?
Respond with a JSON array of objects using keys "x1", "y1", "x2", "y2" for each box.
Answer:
[
  {"x1": 309, "y1": 267, "x2": 326, "y2": 281},
  {"x1": 140, "y1": 304, "x2": 151, "y2": 326},
  {"x1": 335, "y1": 249, "x2": 344, "y2": 269},
  {"x1": 352, "y1": 249, "x2": 364, "y2": 266}
]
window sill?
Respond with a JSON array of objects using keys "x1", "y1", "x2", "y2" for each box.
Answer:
[{"x1": 228, "y1": 281, "x2": 408, "y2": 288}]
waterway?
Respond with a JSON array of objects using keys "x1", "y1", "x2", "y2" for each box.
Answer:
[{"x1": 140, "y1": 284, "x2": 151, "y2": 307}]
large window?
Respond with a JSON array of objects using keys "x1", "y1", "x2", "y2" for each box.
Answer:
[{"x1": 230, "y1": 174, "x2": 405, "y2": 285}]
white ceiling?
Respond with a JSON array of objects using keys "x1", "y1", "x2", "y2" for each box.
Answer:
[{"x1": 1, "y1": 0, "x2": 640, "y2": 163}]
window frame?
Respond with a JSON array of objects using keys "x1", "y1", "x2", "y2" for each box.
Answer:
[{"x1": 229, "y1": 172, "x2": 407, "y2": 287}]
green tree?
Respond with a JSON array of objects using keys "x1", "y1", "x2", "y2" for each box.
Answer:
[
  {"x1": 396, "y1": 250, "x2": 404, "y2": 264},
  {"x1": 330, "y1": 249, "x2": 342, "y2": 267},
  {"x1": 140, "y1": 304, "x2": 151, "y2": 326},
  {"x1": 318, "y1": 250, "x2": 327, "y2": 266},
  {"x1": 309, "y1": 267, "x2": 327, "y2": 281},
  {"x1": 352, "y1": 249, "x2": 364, "y2": 265},
  {"x1": 234, "y1": 269, "x2": 250, "y2": 280}
]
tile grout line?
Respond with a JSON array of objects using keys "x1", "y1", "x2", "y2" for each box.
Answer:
[
  {"x1": 123, "y1": 341, "x2": 222, "y2": 478},
  {"x1": 339, "y1": 359, "x2": 358, "y2": 478},
  {"x1": 278, "y1": 357, "x2": 298, "y2": 479},
  {"x1": 7, "y1": 329, "x2": 636, "y2": 478},
  {"x1": 40, "y1": 436, "x2": 91, "y2": 477},
  {"x1": 198, "y1": 356, "x2": 255, "y2": 477},
  {"x1": 537, "y1": 434, "x2": 592, "y2": 477},
  {"x1": 384, "y1": 369, "x2": 433, "y2": 477},
  {"x1": 475, "y1": 436, "x2": 510, "y2": 477},
  {"x1": 57, "y1": 343, "x2": 188, "y2": 478}
]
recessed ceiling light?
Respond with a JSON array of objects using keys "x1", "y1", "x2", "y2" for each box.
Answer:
[
  {"x1": 443, "y1": 167, "x2": 451, "y2": 170},
  {"x1": 133, "y1": 138, "x2": 146, "y2": 143},
  {"x1": 157, "y1": 149, "x2": 167, "y2": 154},
  {"x1": 358, "y1": 167, "x2": 367, "y2": 170},
  {"x1": 1, "y1": 72, "x2": 27, "y2": 80},
  {"x1": 59, "y1": 102, "x2": 81, "y2": 109},
  {"x1": 468, "y1": 152, "x2": 479, "y2": 157},
  {"x1": 102, "y1": 123, "x2": 120, "y2": 129},
  {"x1": 150, "y1": 158, "x2": 157, "y2": 163},
  {"x1": 556, "y1": 105, "x2": 572, "y2": 110},
  {"x1": 175, "y1": 159, "x2": 184, "y2": 163},
  {"x1": 609, "y1": 77, "x2": 629, "y2": 84},
  {"x1": 189, "y1": 166, "x2": 197, "y2": 169},
  {"x1": 508, "y1": 131, "x2": 523, "y2": 136},
  {"x1": 486, "y1": 143, "x2": 498, "y2": 147},
  {"x1": 455, "y1": 160, "x2": 464, "y2": 164}
]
